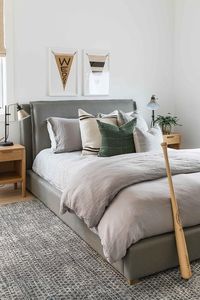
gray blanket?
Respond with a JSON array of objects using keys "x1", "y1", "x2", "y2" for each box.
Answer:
[{"x1": 60, "y1": 149, "x2": 200, "y2": 262}]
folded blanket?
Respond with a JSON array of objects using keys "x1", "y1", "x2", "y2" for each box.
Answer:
[{"x1": 60, "y1": 149, "x2": 200, "y2": 228}]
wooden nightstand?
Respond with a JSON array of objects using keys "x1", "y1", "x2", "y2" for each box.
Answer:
[
  {"x1": 163, "y1": 133, "x2": 181, "y2": 149},
  {"x1": 0, "y1": 144, "x2": 26, "y2": 197}
]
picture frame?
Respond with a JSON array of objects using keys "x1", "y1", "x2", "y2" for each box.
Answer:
[
  {"x1": 83, "y1": 49, "x2": 110, "y2": 96},
  {"x1": 48, "y1": 48, "x2": 78, "y2": 96}
]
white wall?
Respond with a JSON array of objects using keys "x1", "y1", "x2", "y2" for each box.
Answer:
[
  {"x1": 174, "y1": 0, "x2": 200, "y2": 148},
  {"x1": 1, "y1": 0, "x2": 175, "y2": 142}
]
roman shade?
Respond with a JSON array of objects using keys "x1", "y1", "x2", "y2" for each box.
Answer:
[{"x1": 0, "y1": 0, "x2": 6, "y2": 56}]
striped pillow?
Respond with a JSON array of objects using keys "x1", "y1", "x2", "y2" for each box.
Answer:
[{"x1": 78, "y1": 109, "x2": 118, "y2": 155}]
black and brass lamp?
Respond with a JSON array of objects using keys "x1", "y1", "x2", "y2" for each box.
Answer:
[
  {"x1": 0, "y1": 103, "x2": 30, "y2": 146},
  {"x1": 147, "y1": 95, "x2": 159, "y2": 127}
]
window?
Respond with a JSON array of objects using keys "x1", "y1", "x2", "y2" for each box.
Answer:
[
  {"x1": 0, "y1": 56, "x2": 6, "y2": 109},
  {"x1": 0, "y1": 0, "x2": 6, "y2": 110}
]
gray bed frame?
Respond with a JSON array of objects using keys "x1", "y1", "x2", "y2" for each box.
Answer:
[{"x1": 20, "y1": 100, "x2": 200, "y2": 283}]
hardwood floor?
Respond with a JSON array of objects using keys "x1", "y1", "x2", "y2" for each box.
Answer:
[{"x1": 0, "y1": 184, "x2": 34, "y2": 205}]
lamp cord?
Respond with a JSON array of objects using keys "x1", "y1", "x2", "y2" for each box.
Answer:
[
  {"x1": 6, "y1": 105, "x2": 10, "y2": 140},
  {"x1": 1, "y1": 105, "x2": 10, "y2": 142}
]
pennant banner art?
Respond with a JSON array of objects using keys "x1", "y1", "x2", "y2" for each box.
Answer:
[
  {"x1": 53, "y1": 52, "x2": 75, "y2": 90},
  {"x1": 87, "y1": 54, "x2": 108, "y2": 73}
]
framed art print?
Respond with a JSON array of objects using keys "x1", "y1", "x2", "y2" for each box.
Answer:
[
  {"x1": 83, "y1": 50, "x2": 110, "y2": 96},
  {"x1": 48, "y1": 48, "x2": 78, "y2": 96}
]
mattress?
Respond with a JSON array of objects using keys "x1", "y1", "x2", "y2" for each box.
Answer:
[
  {"x1": 32, "y1": 148, "x2": 175, "y2": 192},
  {"x1": 32, "y1": 148, "x2": 98, "y2": 191}
]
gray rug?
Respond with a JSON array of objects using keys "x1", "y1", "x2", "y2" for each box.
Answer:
[{"x1": 0, "y1": 200, "x2": 200, "y2": 300}]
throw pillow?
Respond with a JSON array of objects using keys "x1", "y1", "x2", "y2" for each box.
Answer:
[
  {"x1": 133, "y1": 125, "x2": 163, "y2": 152},
  {"x1": 118, "y1": 110, "x2": 148, "y2": 131},
  {"x1": 47, "y1": 117, "x2": 82, "y2": 153},
  {"x1": 97, "y1": 110, "x2": 118, "y2": 119},
  {"x1": 78, "y1": 109, "x2": 118, "y2": 155},
  {"x1": 97, "y1": 119, "x2": 136, "y2": 157}
]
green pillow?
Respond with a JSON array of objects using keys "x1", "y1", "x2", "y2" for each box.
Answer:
[{"x1": 97, "y1": 119, "x2": 136, "y2": 157}]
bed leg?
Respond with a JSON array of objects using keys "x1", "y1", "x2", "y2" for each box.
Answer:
[{"x1": 128, "y1": 279, "x2": 140, "y2": 285}]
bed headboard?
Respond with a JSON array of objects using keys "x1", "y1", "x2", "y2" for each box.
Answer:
[{"x1": 20, "y1": 99, "x2": 137, "y2": 169}]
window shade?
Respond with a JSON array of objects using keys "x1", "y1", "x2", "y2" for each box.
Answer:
[{"x1": 0, "y1": 0, "x2": 6, "y2": 57}]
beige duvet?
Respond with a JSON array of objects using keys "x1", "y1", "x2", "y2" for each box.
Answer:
[{"x1": 60, "y1": 149, "x2": 200, "y2": 263}]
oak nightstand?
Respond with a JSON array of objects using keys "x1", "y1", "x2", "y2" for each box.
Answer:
[
  {"x1": 163, "y1": 133, "x2": 181, "y2": 149},
  {"x1": 0, "y1": 144, "x2": 26, "y2": 197}
]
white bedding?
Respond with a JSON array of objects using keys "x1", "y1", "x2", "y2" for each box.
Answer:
[{"x1": 32, "y1": 148, "x2": 97, "y2": 191}]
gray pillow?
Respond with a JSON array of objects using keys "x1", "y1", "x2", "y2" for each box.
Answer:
[
  {"x1": 118, "y1": 110, "x2": 148, "y2": 131},
  {"x1": 47, "y1": 117, "x2": 82, "y2": 153}
]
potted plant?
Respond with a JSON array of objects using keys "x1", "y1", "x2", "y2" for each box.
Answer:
[{"x1": 154, "y1": 113, "x2": 181, "y2": 135}]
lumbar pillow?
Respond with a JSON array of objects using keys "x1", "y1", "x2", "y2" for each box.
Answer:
[
  {"x1": 133, "y1": 125, "x2": 163, "y2": 152},
  {"x1": 97, "y1": 119, "x2": 136, "y2": 157},
  {"x1": 78, "y1": 109, "x2": 118, "y2": 155},
  {"x1": 47, "y1": 117, "x2": 82, "y2": 153},
  {"x1": 118, "y1": 110, "x2": 148, "y2": 131}
]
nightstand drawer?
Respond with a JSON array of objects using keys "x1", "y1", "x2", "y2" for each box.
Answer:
[
  {"x1": 163, "y1": 134, "x2": 180, "y2": 145},
  {"x1": 0, "y1": 149, "x2": 23, "y2": 162},
  {"x1": 0, "y1": 144, "x2": 26, "y2": 198}
]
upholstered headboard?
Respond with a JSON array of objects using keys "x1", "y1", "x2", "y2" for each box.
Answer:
[{"x1": 20, "y1": 99, "x2": 137, "y2": 169}]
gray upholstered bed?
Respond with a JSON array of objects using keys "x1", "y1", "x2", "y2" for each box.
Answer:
[{"x1": 20, "y1": 100, "x2": 200, "y2": 283}]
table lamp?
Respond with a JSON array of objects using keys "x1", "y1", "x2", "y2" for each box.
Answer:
[
  {"x1": 147, "y1": 95, "x2": 159, "y2": 127},
  {"x1": 0, "y1": 103, "x2": 30, "y2": 146}
]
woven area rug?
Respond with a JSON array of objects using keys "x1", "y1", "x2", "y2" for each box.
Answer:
[{"x1": 0, "y1": 200, "x2": 200, "y2": 300}]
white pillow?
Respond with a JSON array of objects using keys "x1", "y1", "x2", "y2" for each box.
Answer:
[
  {"x1": 78, "y1": 109, "x2": 118, "y2": 155},
  {"x1": 134, "y1": 125, "x2": 163, "y2": 152},
  {"x1": 118, "y1": 110, "x2": 148, "y2": 131}
]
